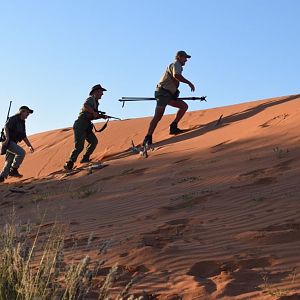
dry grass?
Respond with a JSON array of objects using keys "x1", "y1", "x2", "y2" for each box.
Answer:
[{"x1": 0, "y1": 214, "x2": 137, "y2": 300}]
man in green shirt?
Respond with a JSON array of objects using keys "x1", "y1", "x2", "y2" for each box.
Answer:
[
  {"x1": 64, "y1": 84, "x2": 107, "y2": 170},
  {"x1": 143, "y1": 51, "x2": 195, "y2": 146}
]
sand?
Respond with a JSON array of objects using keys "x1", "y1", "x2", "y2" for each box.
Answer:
[{"x1": 0, "y1": 94, "x2": 300, "y2": 299}]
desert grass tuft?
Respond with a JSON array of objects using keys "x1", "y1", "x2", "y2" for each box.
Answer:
[{"x1": 0, "y1": 216, "x2": 135, "y2": 300}]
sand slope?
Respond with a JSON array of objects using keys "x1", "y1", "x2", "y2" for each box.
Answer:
[{"x1": 1, "y1": 94, "x2": 300, "y2": 299}]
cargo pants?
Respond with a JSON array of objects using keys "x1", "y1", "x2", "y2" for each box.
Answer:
[{"x1": 68, "y1": 118, "x2": 98, "y2": 163}]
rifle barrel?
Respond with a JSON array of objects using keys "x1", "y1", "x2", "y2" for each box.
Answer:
[
  {"x1": 119, "y1": 96, "x2": 206, "y2": 102},
  {"x1": 6, "y1": 101, "x2": 12, "y2": 120},
  {"x1": 121, "y1": 97, "x2": 155, "y2": 100},
  {"x1": 107, "y1": 116, "x2": 122, "y2": 120}
]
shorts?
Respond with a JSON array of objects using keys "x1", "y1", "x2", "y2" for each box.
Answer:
[{"x1": 154, "y1": 88, "x2": 174, "y2": 107}]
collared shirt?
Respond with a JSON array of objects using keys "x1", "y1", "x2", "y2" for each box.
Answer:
[
  {"x1": 157, "y1": 60, "x2": 183, "y2": 94},
  {"x1": 78, "y1": 95, "x2": 99, "y2": 120},
  {"x1": 6, "y1": 114, "x2": 27, "y2": 143}
]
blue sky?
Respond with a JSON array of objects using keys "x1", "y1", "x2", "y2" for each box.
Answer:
[{"x1": 0, "y1": 0, "x2": 299, "y2": 134}]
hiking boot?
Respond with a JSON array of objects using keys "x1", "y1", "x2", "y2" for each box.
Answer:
[
  {"x1": 143, "y1": 134, "x2": 152, "y2": 146},
  {"x1": 80, "y1": 155, "x2": 91, "y2": 163},
  {"x1": 169, "y1": 122, "x2": 184, "y2": 135},
  {"x1": 9, "y1": 168, "x2": 23, "y2": 178},
  {"x1": 0, "y1": 176, "x2": 4, "y2": 183},
  {"x1": 64, "y1": 160, "x2": 74, "y2": 170}
]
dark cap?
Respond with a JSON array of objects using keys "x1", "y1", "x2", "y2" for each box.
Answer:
[
  {"x1": 19, "y1": 106, "x2": 33, "y2": 114},
  {"x1": 89, "y1": 84, "x2": 107, "y2": 95},
  {"x1": 176, "y1": 50, "x2": 191, "y2": 58}
]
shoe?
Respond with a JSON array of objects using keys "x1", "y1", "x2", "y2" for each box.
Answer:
[
  {"x1": 80, "y1": 155, "x2": 91, "y2": 163},
  {"x1": 9, "y1": 168, "x2": 23, "y2": 178},
  {"x1": 143, "y1": 134, "x2": 152, "y2": 146},
  {"x1": 169, "y1": 122, "x2": 184, "y2": 135},
  {"x1": 0, "y1": 176, "x2": 4, "y2": 183},
  {"x1": 64, "y1": 161, "x2": 74, "y2": 170}
]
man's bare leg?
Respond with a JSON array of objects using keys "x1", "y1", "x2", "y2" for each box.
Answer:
[
  {"x1": 168, "y1": 100, "x2": 188, "y2": 134},
  {"x1": 143, "y1": 106, "x2": 166, "y2": 145},
  {"x1": 169, "y1": 100, "x2": 188, "y2": 123},
  {"x1": 147, "y1": 106, "x2": 165, "y2": 135}
]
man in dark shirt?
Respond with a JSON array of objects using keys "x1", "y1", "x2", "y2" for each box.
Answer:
[
  {"x1": 0, "y1": 106, "x2": 34, "y2": 182},
  {"x1": 64, "y1": 84, "x2": 107, "y2": 170}
]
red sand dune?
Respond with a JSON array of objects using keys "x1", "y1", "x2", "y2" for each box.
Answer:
[{"x1": 1, "y1": 94, "x2": 300, "y2": 299}]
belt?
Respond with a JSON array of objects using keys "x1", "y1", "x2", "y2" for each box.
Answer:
[{"x1": 156, "y1": 85, "x2": 173, "y2": 95}]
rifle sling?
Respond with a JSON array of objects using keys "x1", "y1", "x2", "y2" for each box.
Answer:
[{"x1": 93, "y1": 120, "x2": 109, "y2": 132}]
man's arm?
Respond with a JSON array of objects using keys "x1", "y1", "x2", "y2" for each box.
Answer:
[
  {"x1": 23, "y1": 137, "x2": 34, "y2": 153},
  {"x1": 174, "y1": 74, "x2": 195, "y2": 92}
]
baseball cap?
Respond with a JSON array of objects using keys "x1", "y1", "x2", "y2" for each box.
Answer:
[
  {"x1": 19, "y1": 106, "x2": 33, "y2": 114},
  {"x1": 176, "y1": 50, "x2": 191, "y2": 58}
]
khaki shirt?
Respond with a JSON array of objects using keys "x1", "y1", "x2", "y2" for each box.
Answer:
[
  {"x1": 78, "y1": 95, "x2": 99, "y2": 120},
  {"x1": 157, "y1": 60, "x2": 183, "y2": 94}
]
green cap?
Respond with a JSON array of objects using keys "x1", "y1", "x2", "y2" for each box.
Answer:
[{"x1": 176, "y1": 50, "x2": 191, "y2": 58}]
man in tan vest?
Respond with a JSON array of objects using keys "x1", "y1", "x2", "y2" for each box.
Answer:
[{"x1": 143, "y1": 50, "x2": 195, "y2": 146}]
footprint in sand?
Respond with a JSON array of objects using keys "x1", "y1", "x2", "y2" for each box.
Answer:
[
  {"x1": 236, "y1": 222, "x2": 300, "y2": 245},
  {"x1": 173, "y1": 158, "x2": 190, "y2": 164},
  {"x1": 187, "y1": 256, "x2": 289, "y2": 297},
  {"x1": 121, "y1": 167, "x2": 149, "y2": 176},
  {"x1": 69, "y1": 220, "x2": 80, "y2": 225},
  {"x1": 165, "y1": 218, "x2": 190, "y2": 226},
  {"x1": 260, "y1": 114, "x2": 289, "y2": 128},
  {"x1": 139, "y1": 220, "x2": 190, "y2": 249},
  {"x1": 237, "y1": 167, "x2": 277, "y2": 185},
  {"x1": 275, "y1": 157, "x2": 298, "y2": 172},
  {"x1": 235, "y1": 157, "x2": 298, "y2": 188},
  {"x1": 161, "y1": 193, "x2": 213, "y2": 213},
  {"x1": 0, "y1": 200, "x2": 10, "y2": 207},
  {"x1": 210, "y1": 140, "x2": 232, "y2": 153}
]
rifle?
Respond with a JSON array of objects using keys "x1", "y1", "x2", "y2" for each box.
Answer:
[
  {"x1": 97, "y1": 111, "x2": 121, "y2": 121},
  {"x1": 0, "y1": 101, "x2": 12, "y2": 155},
  {"x1": 0, "y1": 101, "x2": 12, "y2": 142},
  {"x1": 93, "y1": 111, "x2": 121, "y2": 133},
  {"x1": 119, "y1": 96, "x2": 207, "y2": 108}
]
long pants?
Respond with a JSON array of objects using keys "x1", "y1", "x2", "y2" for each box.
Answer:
[
  {"x1": 68, "y1": 118, "x2": 98, "y2": 163},
  {"x1": 0, "y1": 141, "x2": 26, "y2": 178}
]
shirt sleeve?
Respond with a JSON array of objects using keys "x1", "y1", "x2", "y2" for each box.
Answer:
[
  {"x1": 171, "y1": 61, "x2": 183, "y2": 76},
  {"x1": 84, "y1": 96, "x2": 96, "y2": 110},
  {"x1": 5, "y1": 116, "x2": 16, "y2": 130}
]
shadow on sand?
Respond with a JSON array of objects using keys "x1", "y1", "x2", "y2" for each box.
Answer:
[{"x1": 105, "y1": 94, "x2": 300, "y2": 161}]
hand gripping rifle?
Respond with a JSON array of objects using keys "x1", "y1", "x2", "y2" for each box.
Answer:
[
  {"x1": 0, "y1": 101, "x2": 12, "y2": 155},
  {"x1": 93, "y1": 110, "x2": 121, "y2": 133},
  {"x1": 118, "y1": 96, "x2": 207, "y2": 108}
]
